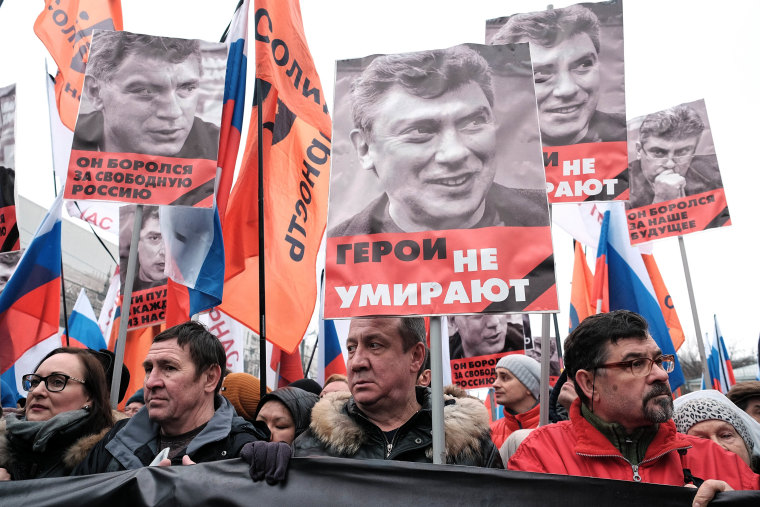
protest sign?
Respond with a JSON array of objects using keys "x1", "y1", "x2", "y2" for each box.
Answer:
[
  {"x1": 487, "y1": 0, "x2": 628, "y2": 203},
  {"x1": 0, "y1": 84, "x2": 19, "y2": 252},
  {"x1": 324, "y1": 43, "x2": 556, "y2": 318},
  {"x1": 625, "y1": 99, "x2": 730, "y2": 244},
  {"x1": 64, "y1": 31, "x2": 226, "y2": 207},
  {"x1": 119, "y1": 205, "x2": 165, "y2": 330}
]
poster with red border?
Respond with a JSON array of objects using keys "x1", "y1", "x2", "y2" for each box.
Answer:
[
  {"x1": 486, "y1": 0, "x2": 628, "y2": 203},
  {"x1": 324, "y1": 43, "x2": 556, "y2": 318},
  {"x1": 625, "y1": 99, "x2": 730, "y2": 244},
  {"x1": 64, "y1": 31, "x2": 227, "y2": 208}
]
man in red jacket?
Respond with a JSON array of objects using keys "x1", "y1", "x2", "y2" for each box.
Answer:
[
  {"x1": 509, "y1": 311, "x2": 759, "y2": 506},
  {"x1": 490, "y1": 354, "x2": 541, "y2": 449}
]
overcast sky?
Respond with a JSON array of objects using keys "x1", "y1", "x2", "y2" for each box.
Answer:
[{"x1": 1, "y1": 0, "x2": 758, "y2": 361}]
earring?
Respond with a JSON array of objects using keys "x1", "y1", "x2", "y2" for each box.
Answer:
[{"x1": 83, "y1": 405, "x2": 91, "y2": 410}]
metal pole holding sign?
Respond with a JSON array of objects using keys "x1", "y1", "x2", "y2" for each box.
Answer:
[
  {"x1": 110, "y1": 204, "x2": 143, "y2": 408},
  {"x1": 678, "y1": 235, "x2": 710, "y2": 384},
  {"x1": 429, "y1": 316, "x2": 445, "y2": 464},
  {"x1": 538, "y1": 313, "x2": 552, "y2": 426}
]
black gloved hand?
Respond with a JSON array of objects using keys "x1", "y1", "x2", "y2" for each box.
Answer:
[{"x1": 240, "y1": 441, "x2": 292, "y2": 484}]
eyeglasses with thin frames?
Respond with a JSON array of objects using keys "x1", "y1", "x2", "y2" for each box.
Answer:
[
  {"x1": 22, "y1": 373, "x2": 86, "y2": 393},
  {"x1": 640, "y1": 145, "x2": 695, "y2": 165},
  {"x1": 594, "y1": 354, "x2": 676, "y2": 377}
]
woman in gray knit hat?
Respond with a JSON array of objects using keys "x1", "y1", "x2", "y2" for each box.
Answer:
[{"x1": 673, "y1": 389, "x2": 760, "y2": 473}]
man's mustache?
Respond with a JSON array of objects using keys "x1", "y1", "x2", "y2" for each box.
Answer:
[{"x1": 643, "y1": 382, "x2": 671, "y2": 404}]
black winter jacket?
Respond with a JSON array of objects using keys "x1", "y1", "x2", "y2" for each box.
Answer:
[
  {"x1": 294, "y1": 387, "x2": 502, "y2": 468},
  {"x1": 72, "y1": 395, "x2": 269, "y2": 475}
]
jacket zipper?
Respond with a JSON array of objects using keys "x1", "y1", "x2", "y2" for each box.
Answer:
[{"x1": 577, "y1": 445, "x2": 690, "y2": 482}]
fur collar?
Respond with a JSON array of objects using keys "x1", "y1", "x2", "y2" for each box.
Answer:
[{"x1": 310, "y1": 390, "x2": 490, "y2": 460}]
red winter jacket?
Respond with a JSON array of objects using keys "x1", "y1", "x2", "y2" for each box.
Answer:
[
  {"x1": 508, "y1": 399, "x2": 759, "y2": 490},
  {"x1": 490, "y1": 403, "x2": 540, "y2": 449}
]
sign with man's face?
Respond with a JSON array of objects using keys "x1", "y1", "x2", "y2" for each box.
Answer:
[
  {"x1": 625, "y1": 99, "x2": 730, "y2": 244},
  {"x1": 65, "y1": 31, "x2": 226, "y2": 208},
  {"x1": 324, "y1": 43, "x2": 556, "y2": 318},
  {"x1": 119, "y1": 204, "x2": 166, "y2": 330},
  {"x1": 0, "y1": 84, "x2": 19, "y2": 252},
  {"x1": 487, "y1": 0, "x2": 628, "y2": 203}
]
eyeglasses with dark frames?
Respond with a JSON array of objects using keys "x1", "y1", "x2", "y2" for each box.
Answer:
[
  {"x1": 22, "y1": 373, "x2": 86, "y2": 393},
  {"x1": 594, "y1": 354, "x2": 675, "y2": 377}
]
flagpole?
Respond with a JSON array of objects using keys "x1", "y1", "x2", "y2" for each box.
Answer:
[
  {"x1": 677, "y1": 235, "x2": 710, "y2": 384},
  {"x1": 256, "y1": 77, "x2": 267, "y2": 399},
  {"x1": 110, "y1": 205, "x2": 142, "y2": 408},
  {"x1": 429, "y1": 315, "x2": 445, "y2": 464},
  {"x1": 552, "y1": 313, "x2": 563, "y2": 368},
  {"x1": 43, "y1": 63, "x2": 70, "y2": 345},
  {"x1": 538, "y1": 313, "x2": 552, "y2": 426}
]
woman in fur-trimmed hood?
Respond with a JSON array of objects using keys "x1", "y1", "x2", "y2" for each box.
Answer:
[
  {"x1": 293, "y1": 386, "x2": 502, "y2": 467},
  {"x1": 0, "y1": 348, "x2": 118, "y2": 480}
]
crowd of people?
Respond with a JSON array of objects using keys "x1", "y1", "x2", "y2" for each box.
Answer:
[{"x1": 1, "y1": 312, "x2": 759, "y2": 505}]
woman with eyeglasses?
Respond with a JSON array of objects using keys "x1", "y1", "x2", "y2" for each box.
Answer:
[{"x1": 0, "y1": 347, "x2": 115, "y2": 480}]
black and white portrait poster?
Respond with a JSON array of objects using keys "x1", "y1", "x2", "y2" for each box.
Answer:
[
  {"x1": 487, "y1": 0, "x2": 628, "y2": 203},
  {"x1": 324, "y1": 43, "x2": 557, "y2": 319},
  {"x1": 119, "y1": 204, "x2": 166, "y2": 330},
  {"x1": 0, "y1": 83, "x2": 18, "y2": 252},
  {"x1": 625, "y1": 99, "x2": 730, "y2": 244},
  {"x1": 65, "y1": 31, "x2": 226, "y2": 208}
]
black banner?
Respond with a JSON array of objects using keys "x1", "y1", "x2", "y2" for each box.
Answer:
[{"x1": 0, "y1": 457, "x2": 757, "y2": 506}]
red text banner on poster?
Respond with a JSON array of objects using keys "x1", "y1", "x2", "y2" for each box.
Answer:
[
  {"x1": 0, "y1": 204, "x2": 18, "y2": 251},
  {"x1": 125, "y1": 286, "x2": 167, "y2": 331},
  {"x1": 451, "y1": 350, "x2": 523, "y2": 390},
  {"x1": 627, "y1": 188, "x2": 730, "y2": 245},
  {"x1": 324, "y1": 226, "x2": 557, "y2": 318},
  {"x1": 64, "y1": 150, "x2": 216, "y2": 207},
  {"x1": 544, "y1": 141, "x2": 628, "y2": 203}
]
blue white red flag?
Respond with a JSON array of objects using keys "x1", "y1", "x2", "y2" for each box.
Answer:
[
  {"x1": 0, "y1": 195, "x2": 64, "y2": 396},
  {"x1": 66, "y1": 288, "x2": 106, "y2": 351},
  {"x1": 98, "y1": 269, "x2": 120, "y2": 343},
  {"x1": 598, "y1": 204, "x2": 685, "y2": 390},
  {"x1": 0, "y1": 194, "x2": 63, "y2": 373},
  {"x1": 704, "y1": 315, "x2": 735, "y2": 393},
  {"x1": 217, "y1": 0, "x2": 249, "y2": 220},
  {"x1": 318, "y1": 318, "x2": 346, "y2": 384},
  {"x1": 591, "y1": 213, "x2": 610, "y2": 315}
]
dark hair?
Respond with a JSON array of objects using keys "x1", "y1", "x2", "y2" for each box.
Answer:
[
  {"x1": 87, "y1": 31, "x2": 201, "y2": 83},
  {"x1": 490, "y1": 4, "x2": 601, "y2": 54},
  {"x1": 153, "y1": 321, "x2": 226, "y2": 392},
  {"x1": 639, "y1": 104, "x2": 705, "y2": 144},
  {"x1": 563, "y1": 310, "x2": 649, "y2": 403},
  {"x1": 32, "y1": 348, "x2": 114, "y2": 431},
  {"x1": 140, "y1": 205, "x2": 160, "y2": 230},
  {"x1": 397, "y1": 317, "x2": 427, "y2": 352},
  {"x1": 351, "y1": 46, "x2": 494, "y2": 138}
]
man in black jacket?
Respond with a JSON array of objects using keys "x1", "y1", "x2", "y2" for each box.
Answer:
[
  {"x1": 73, "y1": 322, "x2": 269, "y2": 474},
  {"x1": 293, "y1": 317, "x2": 501, "y2": 466}
]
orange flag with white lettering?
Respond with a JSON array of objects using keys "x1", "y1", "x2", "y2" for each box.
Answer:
[
  {"x1": 219, "y1": 0, "x2": 331, "y2": 353},
  {"x1": 642, "y1": 253, "x2": 685, "y2": 351},
  {"x1": 34, "y1": 1, "x2": 123, "y2": 130}
]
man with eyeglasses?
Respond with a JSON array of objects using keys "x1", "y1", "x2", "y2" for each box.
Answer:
[
  {"x1": 628, "y1": 104, "x2": 723, "y2": 209},
  {"x1": 509, "y1": 311, "x2": 759, "y2": 505}
]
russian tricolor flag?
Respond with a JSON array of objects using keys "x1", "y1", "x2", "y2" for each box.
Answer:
[
  {"x1": 0, "y1": 194, "x2": 64, "y2": 396},
  {"x1": 318, "y1": 318, "x2": 347, "y2": 383},
  {"x1": 704, "y1": 315, "x2": 735, "y2": 393},
  {"x1": 217, "y1": 0, "x2": 249, "y2": 219},
  {"x1": 597, "y1": 204, "x2": 685, "y2": 390},
  {"x1": 66, "y1": 288, "x2": 107, "y2": 351}
]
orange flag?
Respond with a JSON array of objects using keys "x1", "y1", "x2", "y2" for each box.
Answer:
[
  {"x1": 642, "y1": 254, "x2": 685, "y2": 351},
  {"x1": 34, "y1": 1, "x2": 123, "y2": 130},
  {"x1": 569, "y1": 242, "x2": 594, "y2": 331},
  {"x1": 219, "y1": 0, "x2": 331, "y2": 353}
]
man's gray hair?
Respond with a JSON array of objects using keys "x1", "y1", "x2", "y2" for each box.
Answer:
[
  {"x1": 490, "y1": 4, "x2": 601, "y2": 54},
  {"x1": 639, "y1": 104, "x2": 705, "y2": 144},
  {"x1": 351, "y1": 46, "x2": 494, "y2": 138}
]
